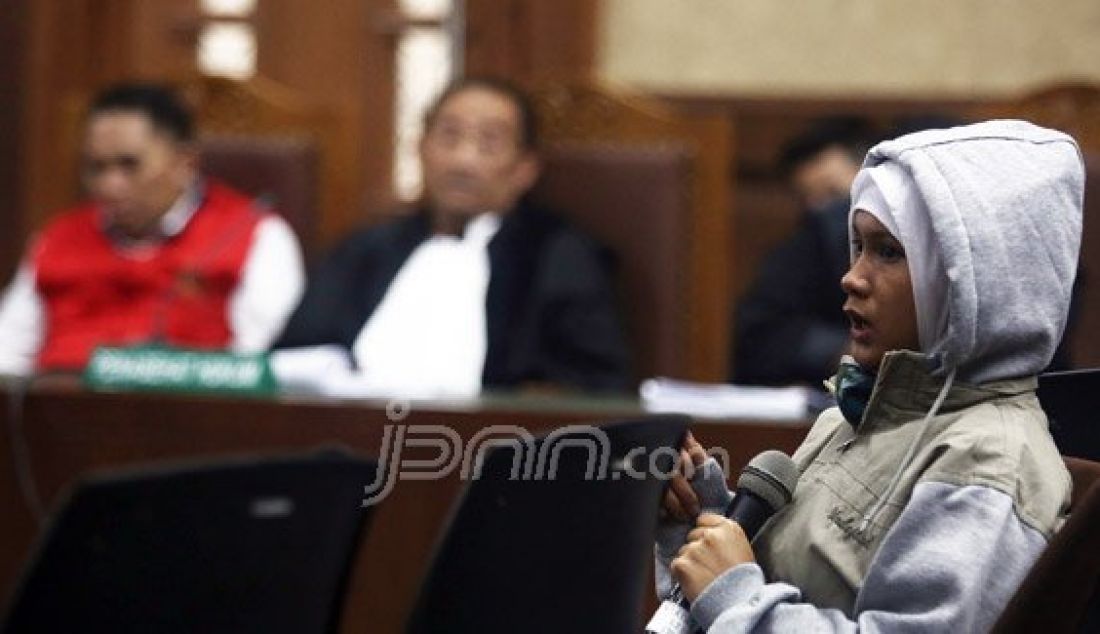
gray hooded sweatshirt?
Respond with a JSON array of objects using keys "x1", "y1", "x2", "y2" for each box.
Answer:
[{"x1": 656, "y1": 120, "x2": 1085, "y2": 633}]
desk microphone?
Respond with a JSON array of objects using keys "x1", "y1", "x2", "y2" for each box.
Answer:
[{"x1": 646, "y1": 450, "x2": 799, "y2": 634}]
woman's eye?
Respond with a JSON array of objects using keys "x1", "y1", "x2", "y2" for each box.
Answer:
[
  {"x1": 876, "y1": 243, "x2": 905, "y2": 261},
  {"x1": 851, "y1": 240, "x2": 864, "y2": 255}
]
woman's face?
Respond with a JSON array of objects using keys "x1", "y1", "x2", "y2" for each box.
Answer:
[{"x1": 841, "y1": 210, "x2": 920, "y2": 370}]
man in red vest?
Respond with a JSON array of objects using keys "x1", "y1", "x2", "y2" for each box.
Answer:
[{"x1": 0, "y1": 83, "x2": 304, "y2": 375}]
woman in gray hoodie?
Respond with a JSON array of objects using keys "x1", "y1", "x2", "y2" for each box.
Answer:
[{"x1": 657, "y1": 120, "x2": 1084, "y2": 633}]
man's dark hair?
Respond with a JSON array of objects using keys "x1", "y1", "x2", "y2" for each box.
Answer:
[
  {"x1": 423, "y1": 76, "x2": 538, "y2": 151},
  {"x1": 777, "y1": 116, "x2": 874, "y2": 178},
  {"x1": 87, "y1": 82, "x2": 195, "y2": 143}
]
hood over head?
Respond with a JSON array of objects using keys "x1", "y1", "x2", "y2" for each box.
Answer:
[{"x1": 850, "y1": 119, "x2": 1084, "y2": 384}]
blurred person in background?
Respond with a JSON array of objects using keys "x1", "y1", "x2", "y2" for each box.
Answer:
[
  {"x1": 275, "y1": 77, "x2": 630, "y2": 396},
  {"x1": 731, "y1": 117, "x2": 873, "y2": 386},
  {"x1": 0, "y1": 83, "x2": 304, "y2": 376}
]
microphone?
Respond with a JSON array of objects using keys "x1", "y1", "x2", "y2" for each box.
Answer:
[{"x1": 646, "y1": 450, "x2": 799, "y2": 634}]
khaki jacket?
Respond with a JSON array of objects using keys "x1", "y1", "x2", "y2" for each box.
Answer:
[{"x1": 754, "y1": 351, "x2": 1071, "y2": 616}]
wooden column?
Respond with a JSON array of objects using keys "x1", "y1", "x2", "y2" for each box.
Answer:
[
  {"x1": 464, "y1": 0, "x2": 599, "y2": 82},
  {"x1": 255, "y1": 0, "x2": 397, "y2": 243},
  {"x1": 19, "y1": 1, "x2": 115, "y2": 253}
]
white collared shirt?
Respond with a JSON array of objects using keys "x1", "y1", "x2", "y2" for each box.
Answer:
[
  {"x1": 350, "y1": 212, "x2": 501, "y2": 398},
  {"x1": 0, "y1": 185, "x2": 305, "y2": 376}
]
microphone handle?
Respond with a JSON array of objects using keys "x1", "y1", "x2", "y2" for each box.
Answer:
[{"x1": 724, "y1": 490, "x2": 775, "y2": 539}]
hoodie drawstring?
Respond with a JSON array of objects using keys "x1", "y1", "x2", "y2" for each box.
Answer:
[{"x1": 857, "y1": 366, "x2": 957, "y2": 534}]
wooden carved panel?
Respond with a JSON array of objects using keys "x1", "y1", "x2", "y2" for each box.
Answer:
[
  {"x1": 976, "y1": 82, "x2": 1100, "y2": 152},
  {"x1": 528, "y1": 81, "x2": 733, "y2": 381}
]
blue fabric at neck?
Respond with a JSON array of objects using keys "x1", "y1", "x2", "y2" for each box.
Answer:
[{"x1": 837, "y1": 360, "x2": 876, "y2": 427}]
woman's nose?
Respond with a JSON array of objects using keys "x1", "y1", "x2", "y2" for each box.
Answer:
[{"x1": 841, "y1": 257, "x2": 870, "y2": 297}]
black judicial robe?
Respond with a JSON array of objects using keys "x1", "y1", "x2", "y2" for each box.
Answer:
[{"x1": 275, "y1": 200, "x2": 631, "y2": 392}]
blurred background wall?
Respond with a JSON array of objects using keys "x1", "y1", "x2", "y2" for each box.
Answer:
[{"x1": 600, "y1": 0, "x2": 1100, "y2": 97}]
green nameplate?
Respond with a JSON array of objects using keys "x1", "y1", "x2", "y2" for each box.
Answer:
[{"x1": 83, "y1": 346, "x2": 277, "y2": 395}]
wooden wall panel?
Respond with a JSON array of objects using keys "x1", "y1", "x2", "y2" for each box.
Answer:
[
  {"x1": 526, "y1": 83, "x2": 732, "y2": 381},
  {"x1": 21, "y1": 2, "x2": 106, "y2": 239},
  {"x1": 255, "y1": 0, "x2": 396, "y2": 244},
  {"x1": 126, "y1": 2, "x2": 201, "y2": 81},
  {"x1": 0, "y1": 0, "x2": 30, "y2": 281},
  {"x1": 465, "y1": 0, "x2": 598, "y2": 81}
]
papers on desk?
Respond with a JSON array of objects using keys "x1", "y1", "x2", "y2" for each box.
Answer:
[
  {"x1": 268, "y1": 345, "x2": 481, "y2": 400},
  {"x1": 271, "y1": 347, "x2": 829, "y2": 416},
  {"x1": 640, "y1": 377, "x2": 825, "y2": 421},
  {"x1": 268, "y1": 345, "x2": 353, "y2": 394}
]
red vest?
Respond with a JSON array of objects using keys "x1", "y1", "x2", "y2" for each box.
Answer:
[{"x1": 33, "y1": 182, "x2": 265, "y2": 371}]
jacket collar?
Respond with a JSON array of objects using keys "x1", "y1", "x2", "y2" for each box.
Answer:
[{"x1": 829, "y1": 350, "x2": 1037, "y2": 430}]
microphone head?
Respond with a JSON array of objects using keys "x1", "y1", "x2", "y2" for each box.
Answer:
[{"x1": 737, "y1": 450, "x2": 799, "y2": 513}]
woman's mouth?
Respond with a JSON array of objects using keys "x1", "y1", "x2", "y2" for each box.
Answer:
[{"x1": 845, "y1": 309, "x2": 872, "y2": 343}]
